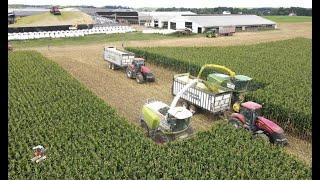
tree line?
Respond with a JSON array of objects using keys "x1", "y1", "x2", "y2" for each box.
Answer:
[{"x1": 156, "y1": 7, "x2": 312, "y2": 16}]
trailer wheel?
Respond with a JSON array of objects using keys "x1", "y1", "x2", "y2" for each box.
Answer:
[
  {"x1": 181, "y1": 101, "x2": 189, "y2": 109},
  {"x1": 189, "y1": 105, "x2": 197, "y2": 114},
  {"x1": 108, "y1": 63, "x2": 112, "y2": 69},
  {"x1": 111, "y1": 63, "x2": 116, "y2": 70},
  {"x1": 126, "y1": 68, "x2": 133, "y2": 78},
  {"x1": 136, "y1": 74, "x2": 144, "y2": 84}
]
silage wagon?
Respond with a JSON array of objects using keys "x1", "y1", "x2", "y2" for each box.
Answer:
[{"x1": 172, "y1": 73, "x2": 233, "y2": 114}]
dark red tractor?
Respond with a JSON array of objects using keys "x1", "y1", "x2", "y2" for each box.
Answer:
[
  {"x1": 126, "y1": 58, "x2": 155, "y2": 84},
  {"x1": 229, "y1": 101, "x2": 288, "y2": 146},
  {"x1": 50, "y1": 6, "x2": 61, "y2": 15}
]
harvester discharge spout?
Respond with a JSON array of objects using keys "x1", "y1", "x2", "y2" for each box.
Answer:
[{"x1": 169, "y1": 79, "x2": 199, "y2": 112}]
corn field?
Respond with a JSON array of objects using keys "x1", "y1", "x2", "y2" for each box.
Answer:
[
  {"x1": 126, "y1": 38, "x2": 312, "y2": 139},
  {"x1": 8, "y1": 51, "x2": 310, "y2": 178}
]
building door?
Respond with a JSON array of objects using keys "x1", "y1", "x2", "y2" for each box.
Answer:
[
  {"x1": 197, "y1": 27, "x2": 202, "y2": 33},
  {"x1": 170, "y1": 22, "x2": 176, "y2": 30},
  {"x1": 163, "y1": 22, "x2": 168, "y2": 29}
]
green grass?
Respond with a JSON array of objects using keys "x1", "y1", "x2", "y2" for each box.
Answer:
[
  {"x1": 263, "y1": 16, "x2": 312, "y2": 23},
  {"x1": 126, "y1": 38, "x2": 312, "y2": 139},
  {"x1": 9, "y1": 50, "x2": 310, "y2": 178},
  {"x1": 10, "y1": 32, "x2": 180, "y2": 48}
]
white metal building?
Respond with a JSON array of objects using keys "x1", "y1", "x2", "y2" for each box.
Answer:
[
  {"x1": 138, "y1": 11, "x2": 196, "y2": 28},
  {"x1": 168, "y1": 15, "x2": 277, "y2": 33}
]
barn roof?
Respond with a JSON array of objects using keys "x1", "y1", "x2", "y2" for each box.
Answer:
[
  {"x1": 139, "y1": 11, "x2": 196, "y2": 21},
  {"x1": 170, "y1": 15, "x2": 276, "y2": 27}
]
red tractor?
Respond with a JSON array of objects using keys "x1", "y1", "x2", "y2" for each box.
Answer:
[
  {"x1": 229, "y1": 101, "x2": 288, "y2": 146},
  {"x1": 126, "y1": 58, "x2": 155, "y2": 84},
  {"x1": 50, "y1": 6, "x2": 61, "y2": 15}
]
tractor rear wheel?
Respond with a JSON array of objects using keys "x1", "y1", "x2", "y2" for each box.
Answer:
[
  {"x1": 229, "y1": 119, "x2": 242, "y2": 129},
  {"x1": 254, "y1": 133, "x2": 270, "y2": 144},
  {"x1": 136, "y1": 73, "x2": 144, "y2": 84}
]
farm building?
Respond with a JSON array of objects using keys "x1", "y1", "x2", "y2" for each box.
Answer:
[
  {"x1": 138, "y1": 11, "x2": 196, "y2": 27},
  {"x1": 167, "y1": 15, "x2": 277, "y2": 33},
  {"x1": 80, "y1": 8, "x2": 139, "y2": 24}
]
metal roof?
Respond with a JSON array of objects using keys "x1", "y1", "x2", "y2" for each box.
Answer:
[
  {"x1": 139, "y1": 11, "x2": 196, "y2": 21},
  {"x1": 170, "y1": 15, "x2": 276, "y2": 27}
]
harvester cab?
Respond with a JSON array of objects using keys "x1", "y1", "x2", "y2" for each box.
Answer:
[
  {"x1": 140, "y1": 79, "x2": 198, "y2": 143},
  {"x1": 229, "y1": 101, "x2": 288, "y2": 146},
  {"x1": 197, "y1": 64, "x2": 252, "y2": 112}
]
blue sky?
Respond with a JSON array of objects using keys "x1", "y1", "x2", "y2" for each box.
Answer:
[{"x1": 8, "y1": 0, "x2": 312, "y2": 8}]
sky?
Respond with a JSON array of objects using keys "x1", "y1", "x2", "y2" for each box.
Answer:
[{"x1": 8, "y1": 0, "x2": 312, "y2": 8}]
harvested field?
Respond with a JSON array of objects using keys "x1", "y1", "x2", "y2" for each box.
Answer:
[
  {"x1": 33, "y1": 44, "x2": 311, "y2": 166},
  {"x1": 9, "y1": 11, "x2": 93, "y2": 27}
]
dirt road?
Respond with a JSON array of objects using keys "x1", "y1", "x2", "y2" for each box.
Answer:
[
  {"x1": 33, "y1": 44, "x2": 311, "y2": 166},
  {"x1": 122, "y1": 22, "x2": 311, "y2": 47}
]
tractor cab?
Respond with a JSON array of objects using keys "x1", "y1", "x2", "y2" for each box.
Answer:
[
  {"x1": 132, "y1": 58, "x2": 145, "y2": 71},
  {"x1": 239, "y1": 101, "x2": 262, "y2": 130}
]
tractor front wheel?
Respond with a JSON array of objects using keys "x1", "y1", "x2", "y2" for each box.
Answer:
[
  {"x1": 270, "y1": 133, "x2": 289, "y2": 146},
  {"x1": 229, "y1": 119, "x2": 242, "y2": 129}
]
